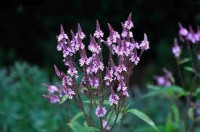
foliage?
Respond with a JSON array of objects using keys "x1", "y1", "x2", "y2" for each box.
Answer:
[{"x1": 0, "y1": 62, "x2": 67, "y2": 132}]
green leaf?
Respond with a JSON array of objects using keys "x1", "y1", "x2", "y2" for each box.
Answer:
[
  {"x1": 145, "y1": 85, "x2": 187, "y2": 98},
  {"x1": 70, "y1": 112, "x2": 84, "y2": 123},
  {"x1": 127, "y1": 109, "x2": 159, "y2": 132},
  {"x1": 67, "y1": 122, "x2": 84, "y2": 132},
  {"x1": 178, "y1": 58, "x2": 190, "y2": 65},
  {"x1": 194, "y1": 87, "x2": 200, "y2": 97},
  {"x1": 172, "y1": 104, "x2": 180, "y2": 124},
  {"x1": 67, "y1": 121, "x2": 100, "y2": 132},
  {"x1": 166, "y1": 112, "x2": 174, "y2": 132},
  {"x1": 59, "y1": 95, "x2": 68, "y2": 104},
  {"x1": 184, "y1": 66, "x2": 195, "y2": 73}
]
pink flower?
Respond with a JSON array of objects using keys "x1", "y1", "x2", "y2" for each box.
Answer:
[
  {"x1": 95, "y1": 105, "x2": 107, "y2": 117},
  {"x1": 109, "y1": 94, "x2": 120, "y2": 105},
  {"x1": 172, "y1": 38, "x2": 181, "y2": 58},
  {"x1": 124, "y1": 13, "x2": 134, "y2": 30},
  {"x1": 88, "y1": 36, "x2": 101, "y2": 54},
  {"x1": 140, "y1": 33, "x2": 149, "y2": 50},
  {"x1": 94, "y1": 20, "x2": 104, "y2": 38},
  {"x1": 178, "y1": 23, "x2": 188, "y2": 36},
  {"x1": 63, "y1": 88, "x2": 75, "y2": 99}
]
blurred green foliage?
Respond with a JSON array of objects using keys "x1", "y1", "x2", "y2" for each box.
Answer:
[{"x1": 0, "y1": 62, "x2": 67, "y2": 132}]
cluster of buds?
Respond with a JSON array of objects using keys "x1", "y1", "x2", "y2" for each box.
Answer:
[
  {"x1": 179, "y1": 23, "x2": 200, "y2": 44},
  {"x1": 44, "y1": 13, "x2": 149, "y2": 119},
  {"x1": 155, "y1": 69, "x2": 173, "y2": 87},
  {"x1": 173, "y1": 23, "x2": 200, "y2": 60}
]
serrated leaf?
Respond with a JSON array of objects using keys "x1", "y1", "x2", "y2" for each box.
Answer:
[
  {"x1": 184, "y1": 66, "x2": 195, "y2": 73},
  {"x1": 178, "y1": 58, "x2": 190, "y2": 65},
  {"x1": 127, "y1": 109, "x2": 159, "y2": 132}
]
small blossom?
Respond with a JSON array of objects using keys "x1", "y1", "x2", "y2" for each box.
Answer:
[
  {"x1": 47, "y1": 85, "x2": 58, "y2": 94},
  {"x1": 107, "y1": 24, "x2": 120, "y2": 45},
  {"x1": 172, "y1": 38, "x2": 181, "y2": 58},
  {"x1": 67, "y1": 67, "x2": 78, "y2": 77},
  {"x1": 44, "y1": 95, "x2": 60, "y2": 104},
  {"x1": 156, "y1": 76, "x2": 165, "y2": 86},
  {"x1": 89, "y1": 77, "x2": 99, "y2": 87},
  {"x1": 187, "y1": 32, "x2": 196, "y2": 44},
  {"x1": 94, "y1": 20, "x2": 104, "y2": 38},
  {"x1": 116, "y1": 64, "x2": 127, "y2": 73},
  {"x1": 88, "y1": 36, "x2": 101, "y2": 54},
  {"x1": 122, "y1": 90, "x2": 129, "y2": 97},
  {"x1": 62, "y1": 88, "x2": 75, "y2": 99},
  {"x1": 76, "y1": 23, "x2": 86, "y2": 40},
  {"x1": 155, "y1": 69, "x2": 173, "y2": 87},
  {"x1": 102, "y1": 120, "x2": 111, "y2": 130},
  {"x1": 117, "y1": 81, "x2": 127, "y2": 91},
  {"x1": 178, "y1": 23, "x2": 188, "y2": 36},
  {"x1": 57, "y1": 25, "x2": 68, "y2": 41},
  {"x1": 130, "y1": 52, "x2": 140, "y2": 65},
  {"x1": 109, "y1": 94, "x2": 120, "y2": 105},
  {"x1": 104, "y1": 68, "x2": 114, "y2": 86},
  {"x1": 62, "y1": 75, "x2": 72, "y2": 86},
  {"x1": 124, "y1": 13, "x2": 134, "y2": 30},
  {"x1": 95, "y1": 105, "x2": 107, "y2": 117},
  {"x1": 140, "y1": 33, "x2": 149, "y2": 50}
]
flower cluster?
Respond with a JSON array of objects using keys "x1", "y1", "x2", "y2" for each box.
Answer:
[
  {"x1": 179, "y1": 23, "x2": 200, "y2": 44},
  {"x1": 155, "y1": 69, "x2": 173, "y2": 87},
  {"x1": 172, "y1": 38, "x2": 181, "y2": 58},
  {"x1": 44, "y1": 13, "x2": 149, "y2": 119}
]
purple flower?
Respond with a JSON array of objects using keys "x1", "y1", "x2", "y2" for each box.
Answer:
[
  {"x1": 104, "y1": 68, "x2": 114, "y2": 86},
  {"x1": 62, "y1": 88, "x2": 75, "y2": 99},
  {"x1": 117, "y1": 81, "x2": 127, "y2": 91},
  {"x1": 155, "y1": 69, "x2": 173, "y2": 87},
  {"x1": 67, "y1": 66, "x2": 78, "y2": 77},
  {"x1": 130, "y1": 52, "x2": 140, "y2": 65},
  {"x1": 86, "y1": 54, "x2": 104, "y2": 74},
  {"x1": 116, "y1": 64, "x2": 127, "y2": 73},
  {"x1": 44, "y1": 95, "x2": 60, "y2": 104},
  {"x1": 102, "y1": 120, "x2": 111, "y2": 130},
  {"x1": 172, "y1": 38, "x2": 181, "y2": 58},
  {"x1": 94, "y1": 20, "x2": 104, "y2": 39},
  {"x1": 140, "y1": 33, "x2": 149, "y2": 50},
  {"x1": 178, "y1": 23, "x2": 188, "y2": 36},
  {"x1": 47, "y1": 85, "x2": 58, "y2": 94},
  {"x1": 89, "y1": 77, "x2": 99, "y2": 87},
  {"x1": 156, "y1": 76, "x2": 165, "y2": 86},
  {"x1": 95, "y1": 105, "x2": 107, "y2": 117},
  {"x1": 109, "y1": 94, "x2": 120, "y2": 105},
  {"x1": 88, "y1": 35, "x2": 101, "y2": 54},
  {"x1": 107, "y1": 24, "x2": 120, "y2": 45},
  {"x1": 62, "y1": 75, "x2": 72, "y2": 86},
  {"x1": 57, "y1": 24, "x2": 68, "y2": 41},
  {"x1": 124, "y1": 13, "x2": 134, "y2": 30},
  {"x1": 187, "y1": 32, "x2": 196, "y2": 44},
  {"x1": 76, "y1": 24, "x2": 85, "y2": 40}
]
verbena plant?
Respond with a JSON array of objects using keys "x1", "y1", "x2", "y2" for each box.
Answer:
[
  {"x1": 147, "y1": 24, "x2": 200, "y2": 132},
  {"x1": 43, "y1": 13, "x2": 158, "y2": 131}
]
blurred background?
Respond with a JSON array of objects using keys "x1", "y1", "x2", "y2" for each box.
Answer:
[{"x1": 0, "y1": 0, "x2": 200, "y2": 131}]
